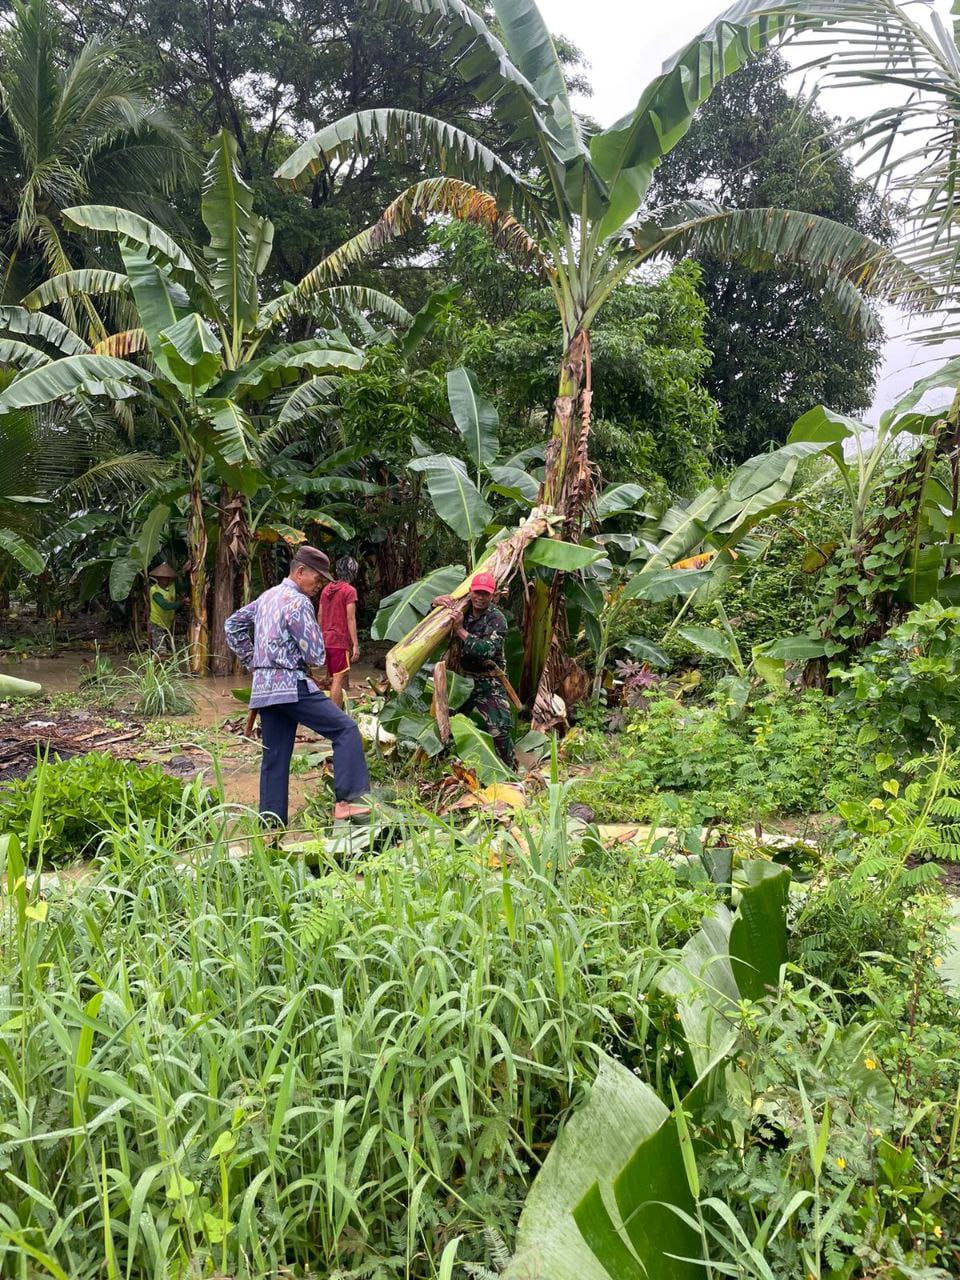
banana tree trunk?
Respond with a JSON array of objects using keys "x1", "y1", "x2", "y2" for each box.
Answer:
[
  {"x1": 186, "y1": 450, "x2": 209, "y2": 674},
  {"x1": 209, "y1": 485, "x2": 250, "y2": 676},
  {"x1": 521, "y1": 329, "x2": 593, "y2": 727},
  {"x1": 385, "y1": 509, "x2": 553, "y2": 692}
]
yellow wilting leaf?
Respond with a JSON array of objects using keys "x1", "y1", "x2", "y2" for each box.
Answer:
[
  {"x1": 477, "y1": 783, "x2": 527, "y2": 809},
  {"x1": 25, "y1": 900, "x2": 48, "y2": 923},
  {"x1": 882, "y1": 779, "x2": 900, "y2": 797}
]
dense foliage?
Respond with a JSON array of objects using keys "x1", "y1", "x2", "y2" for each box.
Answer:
[
  {"x1": 652, "y1": 50, "x2": 892, "y2": 462},
  {"x1": 0, "y1": 750, "x2": 204, "y2": 862},
  {"x1": 0, "y1": 755, "x2": 957, "y2": 1278}
]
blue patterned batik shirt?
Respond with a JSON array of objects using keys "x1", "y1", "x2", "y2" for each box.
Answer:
[{"x1": 224, "y1": 578, "x2": 326, "y2": 708}]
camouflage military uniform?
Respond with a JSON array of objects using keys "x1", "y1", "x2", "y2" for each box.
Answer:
[{"x1": 458, "y1": 604, "x2": 518, "y2": 770}]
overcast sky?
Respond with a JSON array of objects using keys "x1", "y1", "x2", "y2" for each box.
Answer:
[{"x1": 535, "y1": 0, "x2": 957, "y2": 423}]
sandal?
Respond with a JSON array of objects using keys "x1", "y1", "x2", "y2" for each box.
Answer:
[{"x1": 333, "y1": 800, "x2": 372, "y2": 820}]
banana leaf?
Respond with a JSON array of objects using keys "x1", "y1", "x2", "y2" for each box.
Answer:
[
  {"x1": 450, "y1": 713, "x2": 513, "y2": 783},
  {"x1": 504, "y1": 1053, "x2": 699, "y2": 1280},
  {"x1": 447, "y1": 366, "x2": 499, "y2": 470}
]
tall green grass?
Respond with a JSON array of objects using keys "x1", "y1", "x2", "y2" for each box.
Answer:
[{"x1": 0, "y1": 799, "x2": 695, "y2": 1279}]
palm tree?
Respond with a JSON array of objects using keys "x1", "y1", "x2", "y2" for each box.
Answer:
[
  {"x1": 273, "y1": 0, "x2": 933, "y2": 724},
  {"x1": 0, "y1": 0, "x2": 190, "y2": 315}
]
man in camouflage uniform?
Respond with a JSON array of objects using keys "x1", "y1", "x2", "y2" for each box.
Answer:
[{"x1": 436, "y1": 572, "x2": 518, "y2": 770}]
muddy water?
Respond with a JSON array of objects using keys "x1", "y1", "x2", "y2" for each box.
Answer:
[
  {"x1": 0, "y1": 655, "x2": 87, "y2": 694},
  {"x1": 0, "y1": 651, "x2": 383, "y2": 814}
]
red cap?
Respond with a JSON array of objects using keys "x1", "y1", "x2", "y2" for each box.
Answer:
[{"x1": 471, "y1": 572, "x2": 497, "y2": 593}]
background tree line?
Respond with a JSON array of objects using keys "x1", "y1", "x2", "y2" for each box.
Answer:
[{"x1": 0, "y1": 0, "x2": 896, "y2": 661}]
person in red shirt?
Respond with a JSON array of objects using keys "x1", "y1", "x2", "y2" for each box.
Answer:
[{"x1": 317, "y1": 555, "x2": 360, "y2": 708}]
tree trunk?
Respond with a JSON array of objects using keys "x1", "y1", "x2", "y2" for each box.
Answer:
[
  {"x1": 520, "y1": 329, "x2": 594, "y2": 728},
  {"x1": 186, "y1": 450, "x2": 209, "y2": 674},
  {"x1": 209, "y1": 485, "x2": 250, "y2": 676},
  {"x1": 385, "y1": 509, "x2": 552, "y2": 692}
]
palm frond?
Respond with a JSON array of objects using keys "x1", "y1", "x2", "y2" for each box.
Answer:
[
  {"x1": 307, "y1": 287, "x2": 414, "y2": 329},
  {"x1": 778, "y1": 1, "x2": 960, "y2": 338},
  {"x1": 60, "y1": 450, "x2": 169, "y2": 505}
]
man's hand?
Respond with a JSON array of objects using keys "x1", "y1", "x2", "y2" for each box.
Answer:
[
  {"x1": 432, "y1": 594, "x2": 459, "y2": 612},
  {"x1": 351, "y1": 643, "x2": 360, "y2": 663}
]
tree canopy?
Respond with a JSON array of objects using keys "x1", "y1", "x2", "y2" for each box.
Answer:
[{"x1": 651, "y1": 50, "x2": 894, "y2": 463}]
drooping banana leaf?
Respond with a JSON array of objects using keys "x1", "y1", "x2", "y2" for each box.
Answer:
[
  {"x1": 109, "y1": 556, "x2": 141, "y2": 602},
  {"x1": 0, "y1": 339, "x2": 50, "y2": 371},
  {"x1": 0, "y1": 355, "x2": 150, "y2": 411},
  {"x1": 0, "y1": 529, "x2": 45, "y2": 574},
  {"x1": 0, "y1": 306, "x2": 89, "y2": 356},
  {"x1": 450, "y1": 713, "x2": 513, "y2": 782},
  {"x1": 63, "y1": 205, "x2": 195, "y2": 275},
  {"x1": 590, "y1": 0, "x2": 799, "y2": 240},
  {"x1": 22, "y1": 269, "x2": 131, "y2": 310}
]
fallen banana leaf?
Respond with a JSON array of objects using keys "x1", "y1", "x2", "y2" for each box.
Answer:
[{"x1": 476, "y1": 782, "x2": 526, "y2": 808}]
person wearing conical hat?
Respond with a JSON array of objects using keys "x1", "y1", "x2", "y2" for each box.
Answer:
[{"x1": 148, "y1": 563, "x2": 180, "y2": 657}]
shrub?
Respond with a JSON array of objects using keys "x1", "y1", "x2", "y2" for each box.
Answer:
[
  {"x1": 571, "y1": 690, "x2": 873, "y2": 824},
  {"x1": 0, "y1": 751, "x2": 205, "y2": 864},
  {"x1": 831, "y1": 599, "x2": 960, "y2": 752}
]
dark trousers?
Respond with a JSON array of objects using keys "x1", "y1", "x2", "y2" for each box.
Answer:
[{"x1": 258, "y1": 681, "x2": 369, "y2": 824}]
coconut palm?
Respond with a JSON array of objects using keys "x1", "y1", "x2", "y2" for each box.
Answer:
[
  {"x1": 0, "y1": 0, "x2": 190, "y2": 313},
  {"x1": 274, "y1": 0, "x2": 934, "y2": 723},
  {"x1": 0, "y1": 130, "x2": 406, "y2": 670}
]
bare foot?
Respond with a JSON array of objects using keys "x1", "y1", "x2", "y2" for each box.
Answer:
[{"x1": 333, "y1": 800, "x2": 371, "y2": 820}]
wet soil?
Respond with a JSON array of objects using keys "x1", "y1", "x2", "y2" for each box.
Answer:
[{"x1": 0, "y1": 651, "x2": 385, "y2": 812}]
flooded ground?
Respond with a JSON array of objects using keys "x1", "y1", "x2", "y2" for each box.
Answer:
[{"x1": 0, "y1": 650, "x2": 384, "y2": 814}]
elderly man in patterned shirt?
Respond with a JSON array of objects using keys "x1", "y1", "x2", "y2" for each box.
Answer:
[{"x1": 225, "y1": 546, "x2": 370, "y2": 824}]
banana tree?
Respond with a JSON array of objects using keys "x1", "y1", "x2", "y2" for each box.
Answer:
[
  {"x1": 408, "y1": 365, "x2": 541, "y2": 560},
  {"x1": 274, "y1": 0, "x2": 933, "y2": 725},
  {"x1": 0, "y1": 131, "x2": 407, "y2": 670},
  {"x1": 615, "y1": 364, "x2": 960, "y2": 669}
]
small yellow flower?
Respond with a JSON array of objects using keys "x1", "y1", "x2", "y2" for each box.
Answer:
[
  {"x1": 934, "y1": 1224, "x2": 943, "y2": 1239},
  {"x1": 868, "y1": 798, "x2": 885, "y2": 811},
  {"x1": 864, "y1": 1057, "x2": 877, "y2": 1071},
  {"x1": 934, "y1": 956, "x2": 943, "y2": 968},
  {"x1": 835, "y1": 1157, "x2": 846, "y2": 1170}
]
